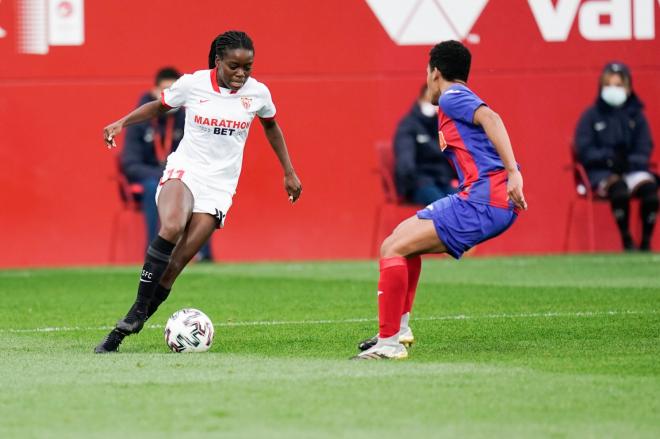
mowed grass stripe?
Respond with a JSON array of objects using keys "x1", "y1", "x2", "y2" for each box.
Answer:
[
  {"x1": 1, "y1": 309, "x2": 657, "y2": 333},
  {"x1": 0, "y1": 353, "x2": 657, "y2": 438},
  {"x1": 0, "y1": 255, "x2": 658, "y2": 438},
  {"x1": 2, "y1": 253, "x2": 659, "y2": 287}
]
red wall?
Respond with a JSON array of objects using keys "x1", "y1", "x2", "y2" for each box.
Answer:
[{"x1": 1, "y1": 0, "x2": 659, "y2": 266}]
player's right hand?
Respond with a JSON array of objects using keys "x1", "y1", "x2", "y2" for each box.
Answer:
[
  {"x1": 103, "y1": 122, "x2": 122, "y2": 149},
  {"x1": 507, "y1": 170, "x2": 528, "y2": 210},
  {"x1": 284, "y1": 172, "x2": 302, "y2": 204}
]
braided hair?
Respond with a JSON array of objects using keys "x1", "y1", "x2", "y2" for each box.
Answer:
[{"x1": 207, "y1": 31, "x2": 254, "y2": 69}]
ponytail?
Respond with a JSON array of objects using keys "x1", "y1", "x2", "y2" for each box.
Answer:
[{"x1": 208, "y1": 39, "x2": 217, "y2": 69}]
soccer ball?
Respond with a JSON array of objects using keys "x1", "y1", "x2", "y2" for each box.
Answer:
[{"x1": 164, "y1": 308, "x2": 214, "y2": 353}]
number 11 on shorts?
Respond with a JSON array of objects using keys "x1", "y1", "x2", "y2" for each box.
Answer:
[{"x1": 159, "y1": 169, "x2": 185, "y2": 186}]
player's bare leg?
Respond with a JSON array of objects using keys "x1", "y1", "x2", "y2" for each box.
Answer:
[
  {"x1": 125, "y1": 212, "x2": 218, "y2": 335},
  {"x1": 358, "y1": 216, "x2": 443, "y2": 350},
  {"x1": 95, "y1": 211, "x2": 216, "y2": 353},
  {"x1": 380, "y1": 216, "x2": 448, "y2": 257},
  {"x1": 353, "y1": 216, "x2": 445, "y2": 360},
  {"x1": 95, "y1": 180, "x2": 193, "y2": 353},
  {"x1": 159, "y1": 213, "x2": 217, "y2": 289}
]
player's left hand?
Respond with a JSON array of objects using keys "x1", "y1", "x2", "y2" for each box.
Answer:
[
  {"x1": 284, "y1": 172, "x2": 302, "y2": 204},
  {"x1": 507, "y1": 170, "x2": 527, "y2": 210},
  {"x1": 103, "y1": 121, "x2": 123, "y2": 149}
]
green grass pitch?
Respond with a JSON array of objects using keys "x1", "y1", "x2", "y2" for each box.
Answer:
[{"x1": 1, "y1": 254, "x2": 659, "y2": 438}]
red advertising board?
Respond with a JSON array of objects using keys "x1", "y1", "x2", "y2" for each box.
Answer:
[{"x1": 0, "y1": 0, "x2": 658, "y2": 266}]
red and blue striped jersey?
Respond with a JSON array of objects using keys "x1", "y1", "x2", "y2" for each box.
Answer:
[{"x1": 438, "y1": 84, "x2": 516, "y2": 211}]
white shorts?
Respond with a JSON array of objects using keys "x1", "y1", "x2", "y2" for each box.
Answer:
[
  {"x1": 155, "y1": 162, "x2": 233, "y2": 228},
  {"x1": 597, "y1": 171, "x2": 656, "y2": 198}
]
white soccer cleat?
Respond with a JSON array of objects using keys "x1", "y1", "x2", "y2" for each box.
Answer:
[
  {"x1": 398, "y1": 326, "x2": 415, "y2": 348},
  {"x1": 357, "y1": 327, "x2": 415, "y2": 351},
  {"x1": 351, "y1": 342, "x2": 408, "y2": 360}
]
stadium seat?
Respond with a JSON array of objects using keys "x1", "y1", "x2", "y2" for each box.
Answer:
[
  {"x1": 370, "y1": 140, "x2": 421, "y2": 257},
  {"x1": 563, "y1": 148, "x2": 655, "y2": 252},
  {"x1": 108, "y1": 154, "x2": 145, "y2": 263},
  {"x1": 563, "y1": 154, "x2": 598, "y2": 252}
]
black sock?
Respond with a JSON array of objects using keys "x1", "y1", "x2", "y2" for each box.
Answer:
[
  {"x1": 637, "y1": 182, "x2": 659, "y2": 249},
  {"x1": 131, "y1": 235, "x2": 175, "y2": 317},
  {"x1": 146, "y1": 284, "x2": 172, "y2": 319},
  {"x1": 110, "y1": 285, "x2": 171, "y2": 344},
  {"x1": 608, "y1": 180, "x2": 632, "y2": 248}
]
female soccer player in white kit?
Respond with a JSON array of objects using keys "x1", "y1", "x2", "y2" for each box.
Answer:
[{"x1": 95, "y1": 31, "x2": 302, "y2": 353}]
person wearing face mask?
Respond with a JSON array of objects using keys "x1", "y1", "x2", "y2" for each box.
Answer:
[
  {"x1": 574, "y1": 62, "x2": 658, "y2": 251},
  {"x1": 394, "y1": 84, "x2": 457, "y2": 206},
  {"x1": 121, "y1": 67, "x2": 212, "y2": 261}
]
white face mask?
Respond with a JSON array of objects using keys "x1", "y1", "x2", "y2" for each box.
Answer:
[
  {"x1": 601, "y1": 86, "x2": 627, "y2": 107},
  {"x1": 419, "y1": 102, "x2": 438, "y2": 117}
]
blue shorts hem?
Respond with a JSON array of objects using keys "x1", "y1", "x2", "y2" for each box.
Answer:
[
  {"x1": 417, "y1": 210, "x2": 462, "y2": 259},
  {"x1": 416, "y1": 195, "x2": 517, "y2": 260}
]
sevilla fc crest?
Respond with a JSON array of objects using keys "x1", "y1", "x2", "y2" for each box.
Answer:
[{"x1": 241, "y1": 97, "x2": 252, "y2": 110}]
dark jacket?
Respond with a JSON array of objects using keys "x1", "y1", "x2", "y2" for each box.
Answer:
[
  {"x1": 120, "y1": 92, "x2": 186, "y2": 183},
  {"x1": 394, "y1": 103, "x2": 456, "y2": 198},
  {"x1": 574, "y1": 92, "x2": 653, "y2": 188}
]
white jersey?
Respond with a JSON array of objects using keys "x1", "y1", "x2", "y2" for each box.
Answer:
[{"x1": 160, "y1": 68, "x2": 276, "y2": 195}]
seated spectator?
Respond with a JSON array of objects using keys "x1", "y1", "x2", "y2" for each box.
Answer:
[
  {"x1": 394, "y1": 85, "x2": 457, "y2": 206},
  {"x1": 575, "y1": 62, "x2": 658, "y2": 251},
  {"x1": 120, "y1": 67, "x2": 213, "y2": 261}
]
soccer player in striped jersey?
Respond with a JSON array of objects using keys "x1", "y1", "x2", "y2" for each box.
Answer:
[
  {"x1": 95, "y1": 31, "x2": 302, "y2": 353},
  {"x1": 354, "y1": 40, "x2": 527, "y2": 360}
]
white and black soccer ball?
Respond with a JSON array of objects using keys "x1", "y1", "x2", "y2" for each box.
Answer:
[{"x1": 164, "y1": 308, "x2": 214, "y2": 353}]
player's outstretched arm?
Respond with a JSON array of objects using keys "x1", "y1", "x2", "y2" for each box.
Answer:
[
  {"x1": 259, "y1": 118, "x2": 302, "y2": 203},
  {"x1": 474, "y1": 106, "x2": 527, "y2": 210},
  {"x1": 103, "y1": 101, "x2": 170, "y2": 149}
]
